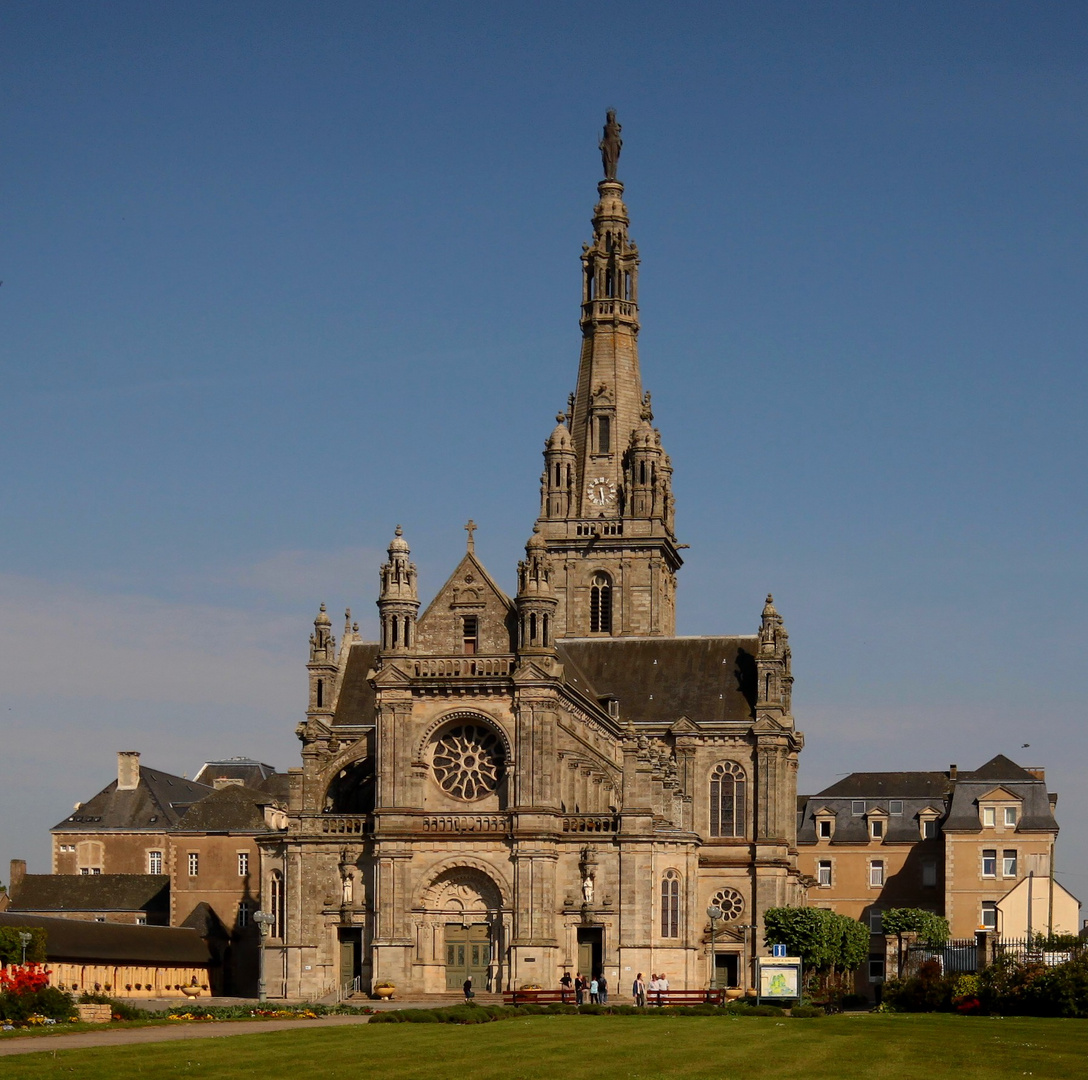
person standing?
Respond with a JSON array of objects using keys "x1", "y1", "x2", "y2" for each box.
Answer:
[
  {"x1": 463, "y1": 975, "x2": 474, "y2": 1001},
  {"x1": 633, "y1": 972, "x2": 646, "y2": 1007},
  {"x1": 590, "y1": 976, "x2": 599, "y2": 1004},
  {"x1": 598, "y1": 973, "x2": 608, "y2": 1004},
  {"x1": 658, "y1": 972, "x2": 669, "y2": 1005},
  {"x1": 575, "y1": 972, "x2": 585, "y2": 1005},
  {"x1": 559, "y1": 971, "x2": 572, "y2": 1003}
]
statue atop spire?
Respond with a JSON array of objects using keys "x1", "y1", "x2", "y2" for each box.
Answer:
[{"x1": 600, "y1": 109, "x2": 622, "y2": 180}]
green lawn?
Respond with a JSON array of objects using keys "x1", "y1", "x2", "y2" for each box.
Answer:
[{"x1": 0, "y1": 1014, "x2": 1084, "y2": 1079}]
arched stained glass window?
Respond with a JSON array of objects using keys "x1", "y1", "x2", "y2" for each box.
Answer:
[{"x1": 709, "y1": 762, "x2": 746, "y2": 838}]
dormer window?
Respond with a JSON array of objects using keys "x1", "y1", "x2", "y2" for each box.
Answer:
[
  {"x1": 1004, "y1": 806, "x2": 1018, "y2": 827},
  {"x1": 982, "y1": 806, "x2": 996, "y2": 827},
  {"x1": 818, "y1": 819, "x2": 832, "y2": 839},
  {"x1": 870, "y1": 819, "x2": 885, "y2": 840}
]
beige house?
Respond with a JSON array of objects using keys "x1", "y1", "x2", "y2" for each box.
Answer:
[
  {"x1": 797, "y1": 754, "x2": 1067, "y2": 991},
  {"x1": 261, "y1": 117, "x2": 806, "y2": 1001},
  {"x1": 996, "y1": 875, "x2": 1079, "y2": 939}
]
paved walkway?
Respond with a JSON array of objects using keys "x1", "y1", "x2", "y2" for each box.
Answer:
[{"x1": 0, "y1": 1013, "x2": 373, "y2": 1057}]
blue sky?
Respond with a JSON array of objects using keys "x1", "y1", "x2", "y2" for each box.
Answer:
[{"x1": 3, "y1": 1, "x2": 1086, "y2": 901}]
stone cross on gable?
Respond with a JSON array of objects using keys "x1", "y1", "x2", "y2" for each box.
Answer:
[{"x1": 464, "y1": 519, "x2": 477, "y2": 553}]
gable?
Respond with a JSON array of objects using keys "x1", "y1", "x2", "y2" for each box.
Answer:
[
  {"x1": 977, "y1": 786, "x2": 1022, "y2": 803},
  {"x1": 415, "y1": 552, "x2": 515, "y2": 655}
]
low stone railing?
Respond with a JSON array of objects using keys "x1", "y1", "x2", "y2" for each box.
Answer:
[
  {"x1": 411, "y1": 657, "x2": 513, "y2": 678},
  {"x1": 561, "y1": 814, "x2": 619, "y2": 833},
  {"x1": 420, "y1": 814, "x2": 510, "y2": 834}
]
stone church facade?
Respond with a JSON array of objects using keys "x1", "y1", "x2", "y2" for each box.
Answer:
[{"x1": 262, "y1": 118, "x2": 805, "y2": 1000}]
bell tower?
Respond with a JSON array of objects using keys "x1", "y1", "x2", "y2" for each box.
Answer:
[{"x1": 535, "y1": 112, "x2": 683, "y2": 638}]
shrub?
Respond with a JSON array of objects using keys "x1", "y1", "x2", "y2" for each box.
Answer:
[
  {"x1": 840, "y1": 993, "x2": 869, "y2": 1010},
  {"x1": 882, "y1": 960, "x2": 955, "y2": 1013},
  {"x1": 0, "y1": 964, "x2": 75, "y2": 1024},
  {"x1": 789, "y1": 1005, "x2": 825, "y2": 1018},
  {"x1": 402, "y1": 1010, "x2": 439, "y2": 1023}
]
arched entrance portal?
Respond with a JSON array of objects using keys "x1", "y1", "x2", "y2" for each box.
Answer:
[{"x1": 421, "y1": 868, "x2": 504, "y2": 992}]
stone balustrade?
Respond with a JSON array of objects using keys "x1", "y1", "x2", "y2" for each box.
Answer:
[
  {"x1": 411, "y1": 656, "x2": 513, "y2": 678},
  {"x1": 561, "y1": 814, "x2": 619, "y2": 833}
]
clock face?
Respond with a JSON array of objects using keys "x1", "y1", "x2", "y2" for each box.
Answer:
[{"x1": 586, "y1": 476, "x2": 616, "y2": 507}]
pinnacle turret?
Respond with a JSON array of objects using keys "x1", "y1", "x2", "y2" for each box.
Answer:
[{"x1": 377, "y1": 525, "x2": 419, "y2": 654}]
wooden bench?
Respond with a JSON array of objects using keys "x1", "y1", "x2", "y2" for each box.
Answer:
[{"x1": 503, "y1": 988, "x2": 729, "y2": 1006}]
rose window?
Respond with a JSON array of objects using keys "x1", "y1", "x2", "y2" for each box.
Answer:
[
  {"x1": 432, "y1": 724, "x2": 504, "y2": 801},
  {"x1": 710, "y1": 888, "x2": 744, "y2": 922}
]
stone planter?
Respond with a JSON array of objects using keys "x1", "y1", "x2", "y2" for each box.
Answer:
[
  {"x1": 374, "y1": 985, "x2": 395, "y2": 999},
  {"x1": 181, "y1": 986, "x2": 202, "y2": 998},
  {"x1": 724, "y1": 987, "x2": 744, "y2": 1001}
]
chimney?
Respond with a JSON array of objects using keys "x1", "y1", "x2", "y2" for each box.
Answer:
[
  {"x1": 117, "y1": 751, "x2": 141, "y2": 790},
  {"x1": 9, "y1": 859, "x2": 26, "y2": 892},
  {"x1": 949, "y1": 764, "x2": 958, "y2": 781}
]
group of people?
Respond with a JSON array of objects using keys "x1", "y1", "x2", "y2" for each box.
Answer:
[
  {"x1": 556, "y1": 971, "x2": 672, "y2": 1007},
  {"x1": 558, "y1": 971, "x2": 608, "y2": 1004},
  {"x1": 631, "y1": 972, "x2": 670, "y2": 1006}
]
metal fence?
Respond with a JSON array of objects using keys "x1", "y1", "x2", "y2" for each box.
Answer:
[{"x1": 904, "y1": 937, "x2": 1085, "y2": 976}]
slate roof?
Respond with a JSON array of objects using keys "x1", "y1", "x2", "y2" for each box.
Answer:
[
  {"x1": 332, "y1": 643, "x2": 380, "y2": 727},
  {"x1": 0, "y1": 911, "x2": 211, "y2": 964},
  {"x1": 797, "y1": 756, "x2": 1058, "y2": 843},
  {"x1": 192, "y1": 758, "x2": 278, "y2": 788},
  {"x1": 53, "y1": 768, "x2": 214, "y2": 832},
  {"x1": 176, "y1": 783, "x2": 280, "y2": 832},
  {"x1": 8, "y1": 875, "x2": 169, "y2": 915},
  {"x1": 556, "y1": 637, "x2": 758, "y2": 725},
  {"x1": 814, "y1": 772, "x2": 951, "y2": 800},
  {"x1": 942, "y1": 755, "x2": 1058, "y2": 834}
]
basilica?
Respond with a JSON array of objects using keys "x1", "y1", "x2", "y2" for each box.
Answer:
[{"x1": 262, "y1": 116, "x2": 805, "y2": 999}]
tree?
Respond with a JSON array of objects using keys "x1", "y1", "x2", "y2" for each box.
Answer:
[
  {"x1": 881, "y1": 908, "x2": 950, "y2": 980},
  {"x1": 0, "y1": 927, "x2": 47, "y2": 966},
  {"x1": 763, "y1": 908, "x2": 869, "y2": 991},
  {"x1": 881, "y1": 908, "x2": 950, "y2": 946}
]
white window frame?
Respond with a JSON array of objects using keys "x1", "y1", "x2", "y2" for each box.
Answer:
[
  {"x1": 982, "y1": 806, "x2": 995, "y2": 827},
  {"x1": 148, "y1": 850, "x2": 163, "y2": 875},
  {"x1": 818, "y1": 819, "x2": 832, "y2": 839},
  {"x1": 852, "y1": 800, "x2": 865, "y2": 816},
  {"x1": 869, "y1": 860, "x2": 885, "y2": 887},
  {"x1": 1003, "y1": 850, "x2": 1017, "y2": 877},
  {"x1": 188, "y1": 852, "x2": 199, "y2": 877},
  {"x1": 817, "y1": 860, "x2": 832, "y2": 887},
  {"x1": 889, "y1": 800, "x2": 904, "y2": 816},
  {"x1": 981, "y1": 901, "x2": 998, "y2": 930},
  {"x1": 982, "y1": 849, "x2": 996, "y2": 877},
  {"x1": 1004, "y1": 806, "x2": 1018, "y2": 827},
  {"x1": 870, "y1": 819, "x2": 885, "y2": 840},
  {"x1": 238, "y1": 851, "x2": 249, "y2": 877}
]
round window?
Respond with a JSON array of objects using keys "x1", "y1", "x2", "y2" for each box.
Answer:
[
  {"x1": 710, "y1": 888, "x2": 745, "y2": 922},
  {"x1": 431, "y1": 723, "x2": 504, "y2": 801}
]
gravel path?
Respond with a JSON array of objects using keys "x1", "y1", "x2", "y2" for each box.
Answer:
[{"x1": 0, "y1": 1013, "x2": 372, "y2": 1057}]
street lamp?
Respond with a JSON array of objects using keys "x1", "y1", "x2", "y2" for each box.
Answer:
[
  {"x1": 252, "y1": 910, "x2": 275, "y2": 1002},
  {"x1": 706, "y1": 905, "x2": 723, "y2": 994},
  {"x1": 17, "y1": 932, "x2": 32, "y2": 966}
]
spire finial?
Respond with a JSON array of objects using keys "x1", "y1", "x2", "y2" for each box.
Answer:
[
  {"x1": 464, "y1": 518, "x2": 477, "y2": 553},
  {"x1": 600, "y1": 109, "x2": 622, "y2": 180}
]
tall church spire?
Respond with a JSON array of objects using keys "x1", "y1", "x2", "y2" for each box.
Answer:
[{"x1": 534, "y1": 113, "x2": 682, "y2": 639}]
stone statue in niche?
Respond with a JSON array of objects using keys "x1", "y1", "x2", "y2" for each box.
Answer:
[{"x1": 579, "y1": 845, "x2": 597, "y2": 906}]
